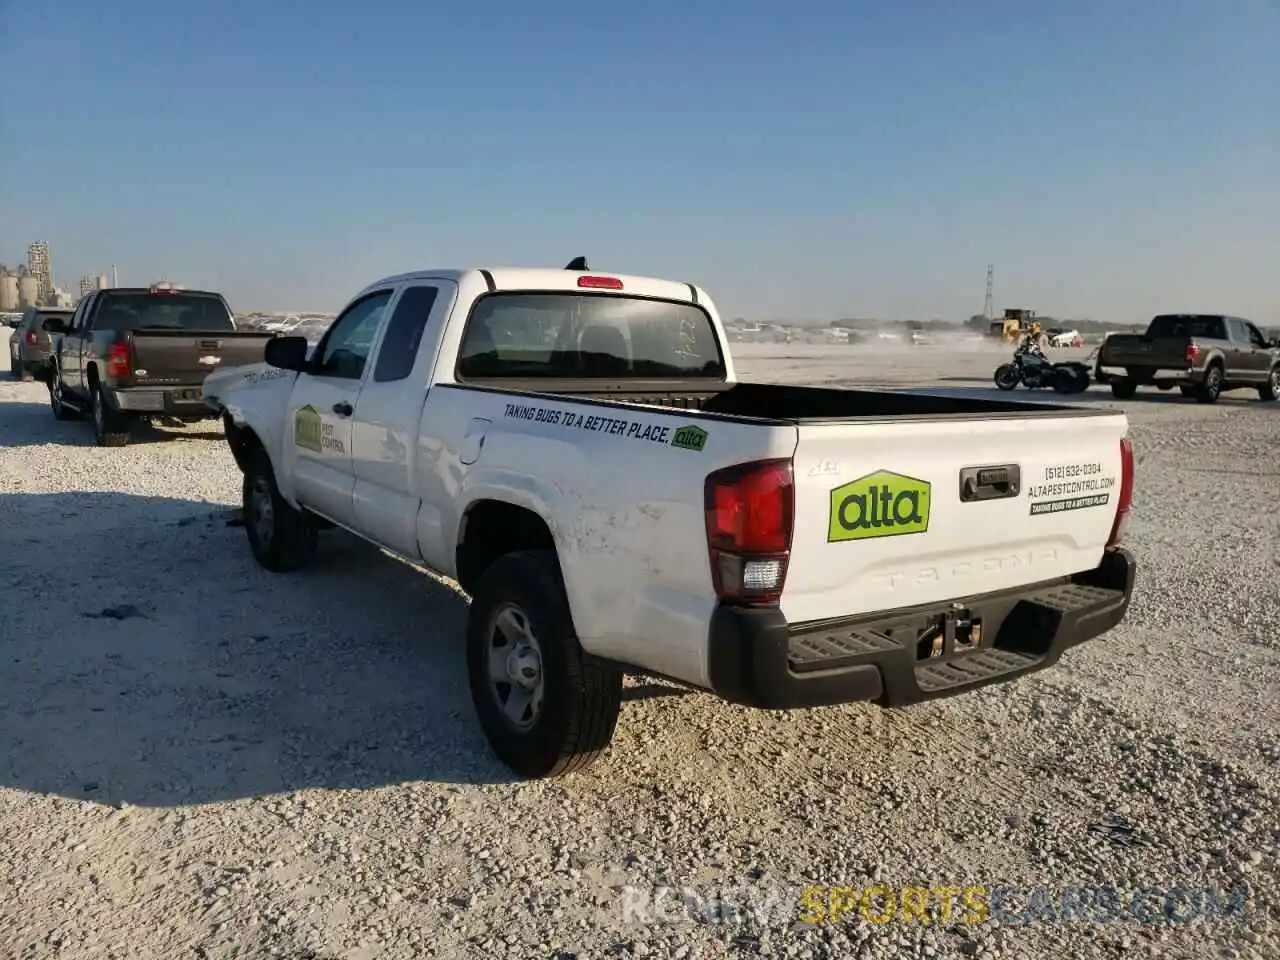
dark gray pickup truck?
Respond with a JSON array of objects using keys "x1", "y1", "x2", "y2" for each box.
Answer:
[
  {"x1": 47, "y1": 284, "x2": 276, "y2": 446},
  {"x1": 1094, "y1": 313, "x2": 1280, "y2": 403}
]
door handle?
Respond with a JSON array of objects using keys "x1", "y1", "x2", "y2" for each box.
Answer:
[{"x1": 332, "y1": 401, "x2": 353, "y2": 417}]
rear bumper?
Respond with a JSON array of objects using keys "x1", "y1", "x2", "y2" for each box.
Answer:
[
  {"x1": 707, "y1": 547, "x2": 1136, "y2": 710},
  {"x1": 107, "y1": 386, "x2": 218, "y2": 418},
  {"x1": 14, "y1": 348, "x2": 51, "y2": 374},
  {"x1": 1094, "y1": 363, "x2": 1201, "y2": 386}
]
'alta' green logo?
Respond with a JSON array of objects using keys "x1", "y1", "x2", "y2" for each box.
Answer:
[
  {"x1": 828, "y1": 470, "x2": 931, "y2": 542},
  {"x1": 295, "y1": 405, "x2": 322, "y2": 453},
  {"x1": 670, "y1": 425, "x2": 708, "y2": 451}
]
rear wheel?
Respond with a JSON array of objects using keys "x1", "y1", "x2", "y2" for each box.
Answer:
[
  {"x1": 1178, "y1": 386, "x2": 1196, "y2": 397},
  {"x1": 243, "y1": 447, "x2": 318, "y2": 572},
  {"x1": 1259, "y1": 367, "x2": 1279, "y2": 402},
  {"x1": 1110, "y1": 379, "x2": 1136, "y2": 399},
  {"x1": 1051, "y1": 367, "x2": 1077, "y2": 393},
  {"x1": 11, "y1": 353, "x2": 31, "y2": 381},
  {"x1": 1196, "y1": 364, "x2": 1223, "y2": 404},
  {"x1": 993, "y1": 364, "x2": 1019, "y2": 390},
  {"x1": 467, "y1": 550, "x2": 623, "y2": 779},
  {"x1": 91, "y1": 382, "x2": 131, "y2": 446}
]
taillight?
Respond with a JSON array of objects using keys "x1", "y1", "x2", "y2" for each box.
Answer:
[
  {"x1": 24, "y1": 332, "x2": 37, "y2": 346},
  {"x1": 106, "y1": 341, "x2": 131, "y2": 379},
  {"x1": 1106, "y1": 437, "x2": 1134, "y2": 548},
  {"x1": 1185, "y1": 343, "x2": 1200, "y2": 366},
  {"x1": 704, "y1": 459, "x2": 794, "y2": 605}
]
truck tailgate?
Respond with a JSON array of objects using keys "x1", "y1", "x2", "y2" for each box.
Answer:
[
  {"x1": 784, "y1": 412, "x2": 1128, "y2": 624},
  {"x1": 130, "y1": 331, "x2": 275, "y2": 385},
  {"x1": 1100, "y1": 334, "x2": 1187, "y2": 368}
]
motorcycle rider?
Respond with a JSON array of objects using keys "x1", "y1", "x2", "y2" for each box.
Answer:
[{"x1": 1021, "y1": 322, "x2": 1049, "y2": 355}]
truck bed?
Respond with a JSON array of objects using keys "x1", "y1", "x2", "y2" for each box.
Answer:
[
  {"x1": 448, "y1": 376, "x2": 1127, "y2": 628},
  {"x1": 462, "y1": 378, "x2": 1107, "y2": 423}
]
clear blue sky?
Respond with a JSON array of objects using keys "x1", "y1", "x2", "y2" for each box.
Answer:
[{"x1": 3, "y1": 0, "x2": 1277, "y2": 322}]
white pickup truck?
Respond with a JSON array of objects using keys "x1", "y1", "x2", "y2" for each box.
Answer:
[{"x1": 203, "y1": 260, "x2": 1137, "y2": 779}]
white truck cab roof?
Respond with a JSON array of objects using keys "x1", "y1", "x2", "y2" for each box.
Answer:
[{"x1": 354, "y1": 266, "x2": 704, "y2": 306}]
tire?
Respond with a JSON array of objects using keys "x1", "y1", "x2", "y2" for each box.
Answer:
[
  {"x1": 1178, "y1": 386, "x2": 1196, "y2": 398},
  {"x1": 91, "y1": 382, "x2": 131, "y2": 446},
  {"x1": 1259, "y1": 367, "x2": 1279, "y2": 402},
  {"x1": 1110, "y1": 379, "x2": 1136, "y2": 399},
  {"x1": 993, "y1": 364, "x2": 1019, "y2": 391},
  {"x1": 1072, "y1": 367, "x2": 1091, "y2": 393},
  {"x1": 242, "y1": 446, "x2": 318, "y2": 572},
  {"x1": 48, "y1": 369, "x2": 79, "y2": 420},
  {"x1": 467, "y1": 550, "x2": 623, "y2": 779},
  {"x1": 1054, "y1": 371, "x2": 1085, "y2": 396},
  {"x1": 11, "y1": 354, "x2": 32, "y2": 381},
  {"x1": 1196, "y1": 364, "x2": 1223, "y2": 404}
]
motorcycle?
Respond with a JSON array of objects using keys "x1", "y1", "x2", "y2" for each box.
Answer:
[{"x1": 994, "y1": 342, "x2": 1091, "y2": 394}]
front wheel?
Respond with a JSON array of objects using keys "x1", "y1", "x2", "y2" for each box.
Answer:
[
  {"x1": 993, "y1": 364, "x2": 1019, "y2": 391},
  {"x1": 48, "y1": 370, "x2": 79, "y2": 421},
  {"x1": 243, "y1": 447, "x2": 318, "y2": 572},
  {"x1": 467, "y1": 550, "x2": 623, "y2": 779}
]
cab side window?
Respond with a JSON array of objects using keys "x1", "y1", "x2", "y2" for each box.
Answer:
[
  {"x1": 374, "y1": 285, "x2": 440, "y2": 383},
  {"x1": 1245, "y1": 322, "x2": 1268, "y2": 348},
  {"x1": 313, "y1": 291, "x2": 393, "y2": 380},
  {"x1": 68, "y1": 297, "x2": 91, "y2": 332}
]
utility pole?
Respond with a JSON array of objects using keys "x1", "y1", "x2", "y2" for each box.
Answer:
[{"x1": 983, "y1": 264, "x2": 994, "y2": 320}]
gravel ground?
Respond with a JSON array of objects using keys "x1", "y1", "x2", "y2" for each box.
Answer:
[{"x1": 1, "y1": 341, "x2": 1276, "y2": 960}]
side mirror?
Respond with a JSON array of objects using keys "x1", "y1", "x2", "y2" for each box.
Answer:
[{"x1": 264, "y1": 335, "x2": 310, "y2": 372}]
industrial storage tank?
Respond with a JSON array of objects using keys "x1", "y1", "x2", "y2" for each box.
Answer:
[
  {"x1": 18, "y1": 275, "x2": 40, "y2": 308},
  {"x1": 0, "y1": 276, "x2": 18, "y2": 312}
]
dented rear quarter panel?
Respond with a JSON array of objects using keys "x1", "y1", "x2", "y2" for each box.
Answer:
[{"x1": 420, "y1": 384, "x2": 796, "y2": 687}]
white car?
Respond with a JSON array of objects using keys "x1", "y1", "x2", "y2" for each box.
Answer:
[
  {"x1": 1051, "y1": 329, "x2": 1084, "y2": 348},
  {"x1": 204, "y1": 261, "x2": 1137, "y2": 778},
  {"x1": 263, "y1": 314, "x2": 304, "y2": 334}
]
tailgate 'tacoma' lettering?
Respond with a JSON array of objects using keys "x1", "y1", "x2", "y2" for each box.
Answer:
[{"x1": 869, "y1": 547, "x2": 1060, "y2": 591}]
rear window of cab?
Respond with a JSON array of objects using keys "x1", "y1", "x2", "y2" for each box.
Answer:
[{"x1": 456, "y1": 292, "x2": 726, "y2": 380}]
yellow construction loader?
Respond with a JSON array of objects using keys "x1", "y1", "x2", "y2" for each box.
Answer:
[{"x1": 1000, "y1": 308, "x2": 1036, "y2": 343}]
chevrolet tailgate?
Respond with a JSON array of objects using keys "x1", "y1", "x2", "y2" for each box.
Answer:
[
  {"x1": 782, "y1": 410, "x2": 1129, "y2": 624},
  {"x1": 129, "y1": 330, "x2": 276, "y2": 387}
]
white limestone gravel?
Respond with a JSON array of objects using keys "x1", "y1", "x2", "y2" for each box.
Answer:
[{"x1": 0, "y1": 340, "x2": 1275, "y2": 960}]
